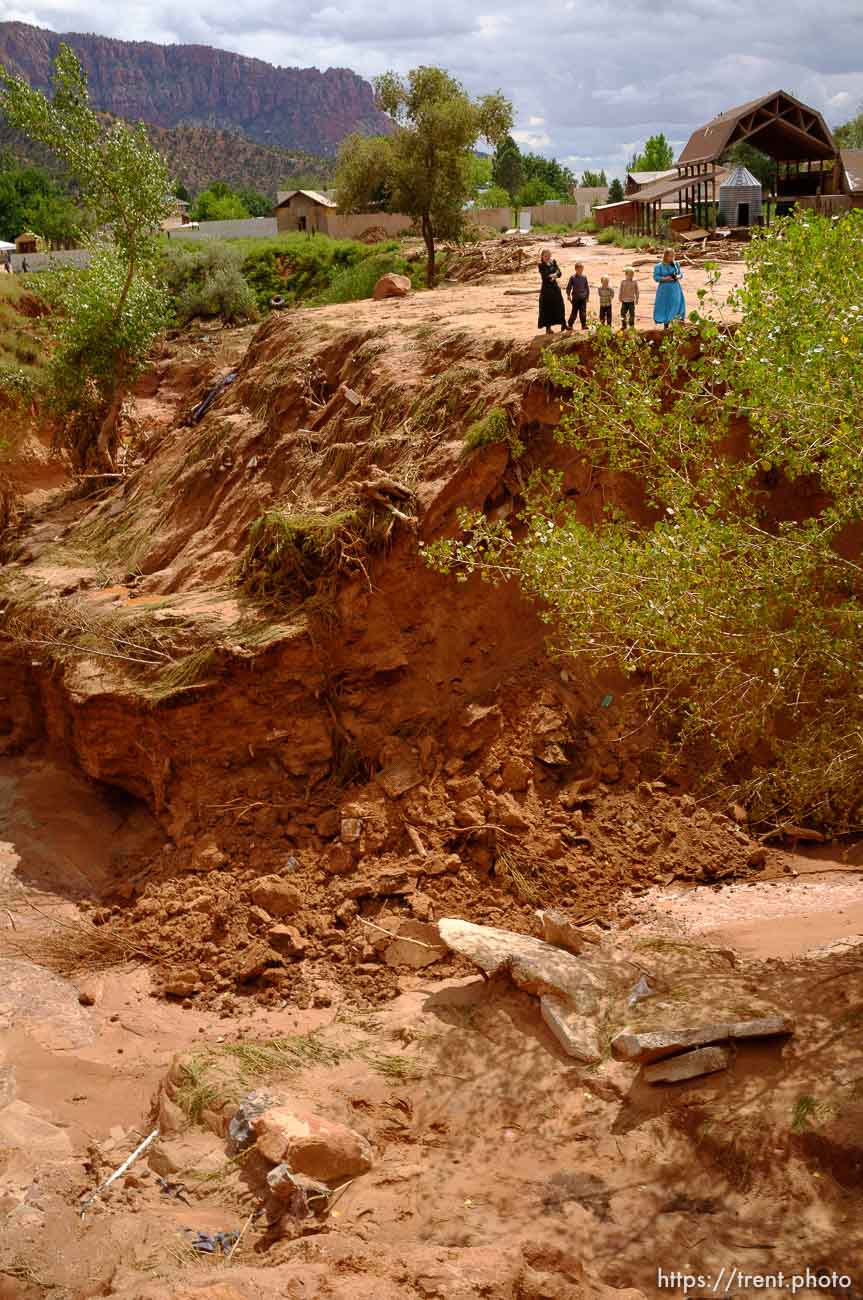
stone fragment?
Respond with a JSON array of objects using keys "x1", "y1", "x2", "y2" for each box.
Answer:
[
  {"x1": 500, "y1": 758, "x2": 530, "y2": 792},
  {"x1": 383, "y1": 921, "x2": 447, "y2": 970},
  {"x1": 253, "y1": 1106, "x2": 373, "y2": 1181},
  {"x1": 454, "y1": 797, "x2": 485, "y2": 828},
  {"x1": 372, "y1": 272, "x2": 411, "y2": 300},
  {"x1": 268, "y1": 924, "x2": 307, "y2": 958},
  {"x1": 438, "y1": 918, "x2": 633, "y2": 1011},
  {"x1": 149, "y1": 1132, "x2": 224, "y2": 1178},
  {"x1": 325, "y1": 844, "x2": 355, "y2": 874},
  {"x1": 163, "y1": 969, "x2": 200, "y2": 997},
  {"x1": 491, "y1": 792, "x2": 530, "y2": 830},
  {"x1": 540, "y1": 994, "x2": 602, "y2": 1063},
  {"x1": 612, "y1": 1015, "x2": 793, "y2": 1065},
  {"x1": 643, "y1": 1045, "x2": 730, "y2": 1085},
  {"x1": 537, "y1": 908, "x2": 600, "y2": 955},
  {"x1": 250, "y1": 875, "x2": 302, "y2": 917},
  {"x1": 267, "y1": 1164, "x2": 331, "y2": 1213},
  {"x1": 189, "y1": 834, "x2": 227, "y2": 872},
  {"x1": 0, "y1": 1100, "x2": 74, "y2": 1160}
]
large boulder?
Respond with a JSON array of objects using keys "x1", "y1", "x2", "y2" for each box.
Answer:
[
  {"x1": 252, "y1": 1106, "x2": 373, "y2": 1181},
  {"x1": 372, "y1": 273, "x2": 411, "y2": 300}
]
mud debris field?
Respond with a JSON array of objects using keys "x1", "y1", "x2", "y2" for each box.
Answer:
[{"x1": 0, "y1": 243, "x2": 861, "y2": 1300}]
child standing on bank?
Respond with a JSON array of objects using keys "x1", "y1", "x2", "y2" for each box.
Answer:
[
  {"x1": 618, "y1": 266, "x2": 639, "y2": 328},
  {"x1": 566, "y1": 262, "x2": 589, "y2": 330},
  {"x1": 597, "y1": 276, "x2": 614, "y2": 326}
]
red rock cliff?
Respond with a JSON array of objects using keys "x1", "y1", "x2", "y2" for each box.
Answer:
[{"x1": 0, "y1": 21, "x2": 392, "y2": 156}]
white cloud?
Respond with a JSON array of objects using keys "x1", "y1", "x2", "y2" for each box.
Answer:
[{"x1": 2, "y1": 0, "x2": 861, "y2": 179}]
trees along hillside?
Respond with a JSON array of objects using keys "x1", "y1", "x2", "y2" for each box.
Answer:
[
  {"x1": 336, "y1": 67, "x2": 512, "y2": 287},
  {"x1": 0, "y1": 43, "x2": 172, "y2": 472}
]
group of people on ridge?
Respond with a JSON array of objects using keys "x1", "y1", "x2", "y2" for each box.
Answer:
[{"x1": 537, "y1": 248, "x2": 685, "y2": 334}]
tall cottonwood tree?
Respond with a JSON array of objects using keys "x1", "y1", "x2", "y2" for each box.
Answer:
[
  {"x1": 0, "y1": 44, "x2": 171, "y2": 472},
  {"x1": 336, "y1": 67, "x2": 512, "y2": 287}
]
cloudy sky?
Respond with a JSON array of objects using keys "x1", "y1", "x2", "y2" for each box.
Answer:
[{"x1": 3, "y1": 0, "x2": 862, "y2": 177}]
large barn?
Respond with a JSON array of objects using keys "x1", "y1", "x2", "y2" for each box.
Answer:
[{"x1": 597, "y1": 91, "x2": 857, "y2": 235}]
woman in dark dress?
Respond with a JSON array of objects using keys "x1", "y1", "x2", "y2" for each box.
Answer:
[{"x1": 538, "y1": 249, "x2": 567, "y2": 334}]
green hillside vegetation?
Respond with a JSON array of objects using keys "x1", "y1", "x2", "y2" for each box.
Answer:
[{"x1": 0, "y1": 115, "x2": 333, "y2": 200}]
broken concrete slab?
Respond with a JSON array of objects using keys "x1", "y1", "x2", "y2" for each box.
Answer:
[
  {"x1": 611, "y1": 1014, "x2": 793, "y2": 1065},
  {"x1": 540, "y1": 994, "x2": 602, "y2": 1063},
  {"x1": 437, "y1": 918, "x2": 634, "y2": 1012},
  {"x1": 439, "y1": 917, "x2": 601, "y2": 1010},
  {"x1": 643, "y1": 1045, "x2": 730, "y2": 1085}
]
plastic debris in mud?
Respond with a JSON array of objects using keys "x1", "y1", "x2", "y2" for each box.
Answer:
[{"x1": 187, "y1": 371, "x2": 237, "y2": 426}]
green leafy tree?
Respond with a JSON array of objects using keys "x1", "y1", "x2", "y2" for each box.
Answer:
[
  {"x1": 580, "y1": 169, "x2": 608, "y2": 187},
  {"x1": 608, "y1": 177, "x2": 624, "y2": 203},
  {"x1": 515, "y1": 176, "x2": 556, "y2": 207},
  {"x1": 522, "y1": 151, "x2": 575, "y2": 197},
  {"x1": 238, "y1": 188, "x2": 273, "y2": 217},
  {"x1": 0, "y1": 44, "x2": 171, "y2": 471},
  {"x1": 190, "y1": 181, "x2": 250, "y2": 221},
  {"x1": 475, "y1": 184, "x2": 512, "y2": 209},
  {"x1": 425, "y1": 210, "x2": 863, "y2": 831},
  {"x1": 834, "y1": 104, "x2": 863, "y2": 148},
  {"x1": 0, "y1": 159, "x2": 76, "y2": 242},
  {"x1": 492, "y1": 135, "x2": 524, "y2": 201},
  {"x1": 337, "y1": 67, "x2": 512, "y2": 287},
  {"x1": 23, "y1": 190, "x2": 79, "y2": 247},
  {"x1": 628, "y1": 132, "x2": 674, "y2": 172},
  {"x1": 469, "y1": 153, "x2": 493, "y2": 197}
]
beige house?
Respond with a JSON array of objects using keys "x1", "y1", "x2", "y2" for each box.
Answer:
[
  {"x1": 274, "y1": 190, "x2": 338, "y2": 234},
  {"x1": 160, "y1": 198, "x2": 192, "y2": 232}
]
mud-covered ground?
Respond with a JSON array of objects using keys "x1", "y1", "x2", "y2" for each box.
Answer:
[{"x1": 1, "y1": 249, "x2": 862, "y2": 1300}]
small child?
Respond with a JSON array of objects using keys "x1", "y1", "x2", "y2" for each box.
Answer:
[
  {"x1": 566, "y1": 261, "x2": 589, "y2": 330},
  {"x1": 618, "y1": 266, "x2": 639, "y2": 328},
  {"x1": 597, "y1": 276, "x2": 614, "y2": 326}
]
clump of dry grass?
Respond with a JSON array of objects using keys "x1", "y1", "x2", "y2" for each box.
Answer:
[{"x1": 0, "y1": 898, "x2": 157, "y2": 975}]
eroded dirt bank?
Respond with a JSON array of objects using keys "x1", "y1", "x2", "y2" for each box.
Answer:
[{"x1": 0, "y1": 292, "x2": 861, "y2": 1299}]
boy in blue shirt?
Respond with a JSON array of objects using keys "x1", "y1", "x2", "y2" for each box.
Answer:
[{"x1": 566, "y1": 262, "x2": 590, "y2": 330}]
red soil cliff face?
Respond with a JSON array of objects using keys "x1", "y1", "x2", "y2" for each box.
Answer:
[{"x1": 0, "y1": 21, "x2": 392, "y2": 155}]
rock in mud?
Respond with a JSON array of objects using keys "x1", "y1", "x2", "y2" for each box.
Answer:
[
  {"x1": 537, "y1": 908, "x2": 601, "y2": 956},
  {"x1": 643, "y1": 1044, "x2": 731, "y2": 1084},
  {"x1": 267, "y1": 1164, "x2": 331, "y2": 1213},
  {"x1": 188, "y1": 834, "x2": 227, "y2": 872},
  {"x1": 383, "y1": 920, "x2": 447, "y2": 970},
  {"x1": 229, "y1": 1091, "x2": 282, "y2": 1151},
  {"x1": 540, "y1": 994, "x2": 602, "y2": 1063},
  {"x1": 373, "y1": 272, "x2": 411, "y2": 300},
  {"x1": 250, "y1": 875, "x2": 302, "y2": 917},
  {"x1": 437, "y1": 918, "x2": 629, "y2": 1009},
  {"x1": 253, "y1": 1106, "x2": 373, "y2": 1181},
  {"x1": 611, "y1": 1015, "x2": 793, "y2": 1065},
  {"x1": 0, "y1": 1099, "x2": 74, "y2": 1160},
  {"x1": 268, "y1": 924, "x2": 307, "y2": 958}
]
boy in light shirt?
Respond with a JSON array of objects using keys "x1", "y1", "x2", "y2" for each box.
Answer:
[{"x1": 618, "y1": 266, "x2": 639, "y2": 328}]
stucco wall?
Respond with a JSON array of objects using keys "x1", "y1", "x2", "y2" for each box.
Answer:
[
  {"x1": 466, "y1": 206, "x2": 513, "y2": 229},
  {"x1": 168, "y1": 218, "x2": 278, "y2": 240},
  {"x1": 320, "y1": 211, "x2": 414, "y2": 239}
]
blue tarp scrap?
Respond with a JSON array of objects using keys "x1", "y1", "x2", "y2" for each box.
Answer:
[{"x1": 187, "y1": 371, "x2": 237, "y2": 426}]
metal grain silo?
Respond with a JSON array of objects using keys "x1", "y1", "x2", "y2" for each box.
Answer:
[{"x1": 718, "y1": 165, "x2": 763, "y2": 226}]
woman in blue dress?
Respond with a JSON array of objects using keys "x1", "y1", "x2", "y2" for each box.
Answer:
[{"x1": 652, "y1": 248, "x2": 685, "y2": 328}]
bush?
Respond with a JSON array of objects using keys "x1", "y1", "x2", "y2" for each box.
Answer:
[
  {"x1": 463, "y1": 406, "x2": 523, "y2": 455},
  {"x1": 428, "y1": 211, "x2": 863, "y2": 831},
  {"x1": 317, "y1": 249, "x2": 410, "y2": 304},
  {"x1": 238, "y1": 233, "x2": 401, "y2": 308},
  {"x1": 163, "y1": 242, "x2": 258, "y2": 324}
]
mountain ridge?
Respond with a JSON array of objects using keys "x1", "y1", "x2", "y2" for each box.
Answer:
[{"x1": 0, "y1": 20, "x2": 392, "y2": 157}]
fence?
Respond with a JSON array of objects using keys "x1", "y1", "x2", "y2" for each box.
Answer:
[
  {"x1": 3, "y1": 248, "x2": 91, "y2": 273},
  {"x1": 168, "y1": 217, "x2": 278, "y2": 241}
]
